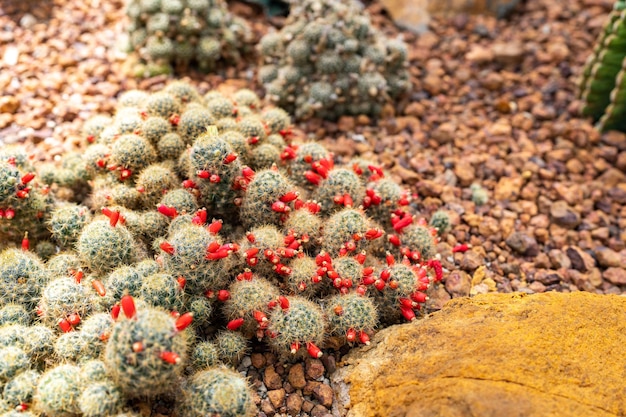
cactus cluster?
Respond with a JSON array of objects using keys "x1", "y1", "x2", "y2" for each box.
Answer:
[
  {"x1": 258, "y1": 0, "x2": 411, "y2": 120},
  {"x1": 0, "y1": 81, "x2": 447, "y2": 416},
  {"x1": 0, "y1": 148, "x2": 53, "y2": 246},
  {"x1": 578, "y1": 0, "x2": 626, "y2": 132},
  {"x1": 125, "y1": 0, "x2": 253, "y2": 76}
]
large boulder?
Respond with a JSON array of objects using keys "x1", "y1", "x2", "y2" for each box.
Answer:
[{"x1": 332, "y1": 292, "x2": 626, "y2": 416}]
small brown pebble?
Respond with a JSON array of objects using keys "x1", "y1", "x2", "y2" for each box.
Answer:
[
  {"x1": 304, "y1": 380, "x2": 321, "y2": 396},
  {"x1": 445, "y1": 270, "x2": 471, "y2": 298},
  {"x1": 286, "y1": 392, "x2": 304, "y2": 416},
  {"x1": 305, "y1": 358, "x2": 325, "y2": 380},
  {"x1": 594, "y1": 247, "x2": 622, "y2": 268},
  {"x1": 460, "y1": 250, "x2": 484, "y2": 271},
  {"x1": 260, "y1": 398, "x2": 275, "y2": 416},
  {"x1": 603, "y1": 267, "x2": 626, "y2": 285},
  {"x1": 505, "y1": 232, "x2": 539, "y2": 256},
  {"x1": 310, "y1": 404, "x2": 330, "y2": 417},
  {"x1": 302, "y1": 400, "x2": 315, "y2": 413},
  {"x1": 263, "y1": 365, "x2": 283, "y2": 390},
  {"x1": 320, "y1": 354, "x2": 336, "y2": 374},
  {"x1": 251, "y1": 352, "x2": 266, "y2": 369},
  {"x1": 550, "y1": 201, "x2": 581, "y2": 229},
  {"x1": 267, "y1": 388, "x2": 286, "y2": 408},
  {"x1": 287, "y1": 363, "x2": 306, "y2": 389},
  {"x1": 312, "y1": 383, "x2": 334, "y2": 408}
]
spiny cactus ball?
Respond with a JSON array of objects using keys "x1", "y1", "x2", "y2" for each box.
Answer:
[{"x1": 258, "y1": 0, "x2": 410, "y2": 120}]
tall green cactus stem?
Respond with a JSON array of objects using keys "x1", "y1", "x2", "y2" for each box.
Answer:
[
  {"x1": 104, "y1": 306, "x2": 188, "y2": 398},
  {"x1": 578, "y1": 2, "x2": 626, "y2": 131},
  {"x1": 177, "y1": 367, "x2": 256, "y2": 417}
]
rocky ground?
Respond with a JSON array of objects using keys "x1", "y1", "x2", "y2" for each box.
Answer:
[{"x1": 0, "y1": 0, "x2": 625, "y2": 415}]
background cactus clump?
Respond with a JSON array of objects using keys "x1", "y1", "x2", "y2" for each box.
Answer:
[
  {"x1": 125, "y1": 0, "x2": 253, "y2": 76},
  {"x1": 258, "y1": 0, "x2": 410, "y2": 120}
]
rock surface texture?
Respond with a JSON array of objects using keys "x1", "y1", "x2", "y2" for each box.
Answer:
[
  {"x1": 332, "y1": 292, "x2": 626, "y2": 417},
  {"x1": 380, "y1": 0, "x2": 521, "y2": 32}
]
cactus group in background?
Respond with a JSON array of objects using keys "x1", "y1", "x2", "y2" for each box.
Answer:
[
  {"x1": 578, "y1": 0, "x2": 626, "y2": 132},
  {"x1": 258, "y1": 0, "x2": 411, "y2": 120},
  {"x1": 0, "y1": 81, "x2": 447, "y2": 416},
  {"x1": 125, "y1": 0, "x2": 253, "y2": 76}
]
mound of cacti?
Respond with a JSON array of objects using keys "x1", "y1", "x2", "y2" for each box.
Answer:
[
  {"x1": 258, "y1": 0, "x2": 411, "y2": 120},
  {"x1": 124, "y1": 0, "x2": 253, "y2": 76},
  {"x1": 578, "y1": 0, "x2": 626, "y2": 132},
  {"x1": 0, "y1": 80, "x2": 447, "y2": 416}
]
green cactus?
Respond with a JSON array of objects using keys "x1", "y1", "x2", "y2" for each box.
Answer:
[
  {"x1": 324, "y1": 292, "x2": 378, "y2": 343},
  {"x1": 177, "y1": 366, "x2": 256, "y2": 417},
  {"x1": 104, "y1": 305, "x2": 188, "y2": 398},
  {"x1": 0, "y1": 303, "x2": 31, "y2": 327},
  {"x1": 135, "y1": 163, "x2": 179, "y2": 208},
  {"x1": 429, "y1": 210, "x2": 451, "y2": 235},
  {"x1": 313, "y1": 168, "x2": 365, "y2": 215},
  {"x1": 470, "y1": 183, "x2": 489, "y2": 206},
  {"x1": 38, "y1": 276, "x2": 97, "y2": 328},
  {"x1": 0, "y1": 347, "x2": 29, "y2": 382},
  {"x1": 159, "y1": 188, "x2": 198, "y2": 215},
  {"x1": 190, "y1": 341, "x2": 220, "y2": 370},
  {"x1": 78, "y1": 380, "x2": 124, "y2": 417},
  {"x1": 258, "y1": 0, "x2": 409, "y2": 120},
  {"x1": 400, "y1": 224, "x2": 437, "y2": 261},
  {"x1": 48, "y1": 203, "x2": 92, "y2": 248},
  {"x1": 3, "y1": 370, "x2": 40, "y2": 409},
  {"x1": 34, "y1": 364, "x2": 82, "y2": 416},
  {"x1": 140, "y1": 272, "x2": 185, "y2": 311},
  {"x1": 286, "y1": 255, "x2": 323, "y2": 298},
  {"x1": 80, "y1": 360, "x2": 108, "y2": 383},
  {"x1": 321, "y1": 208, "x2": 372, "y2": 257},
  {"x1": 267, "y1": 296, "x2": 326, "y2": 358},
  {"x1": 214, "y1": 330, "x2": 249, "y2": 366},
  {"x1": 161, "y1": 222, "x2": 231, "y2": 293},
  {"x1": 240, "y1": 169, "x2": 296, "y2": 228},
  {"x1": 77, "y1": 219, "x2": 136, "y2": 275},
  {"x1": 223, "y1": 277, "x2": 280, "y2": 338},
  {"x1": 0, "y1": 248, "x2": 50, "y2": 312}
]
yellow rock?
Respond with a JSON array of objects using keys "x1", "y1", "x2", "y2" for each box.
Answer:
[{"x1": 333, "y1": 292, "x2": 626, "y2": 417}]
